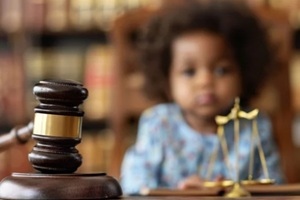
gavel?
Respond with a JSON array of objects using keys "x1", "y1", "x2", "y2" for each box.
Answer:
[
  {"x1": 0, "y1": 122, "x2": 33, "y2": 153},
  {"x1": 0, "y1": 79, "x2": 122, "y2": 199}
]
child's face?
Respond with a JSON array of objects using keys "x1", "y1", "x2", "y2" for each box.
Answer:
[{"x1": 170, "y1": 31, "x2": 241, "y2": 122}]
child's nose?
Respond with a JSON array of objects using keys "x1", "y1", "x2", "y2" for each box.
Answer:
[{"x1": 195, "y1": 70, "x2": 214, "y2": 87}]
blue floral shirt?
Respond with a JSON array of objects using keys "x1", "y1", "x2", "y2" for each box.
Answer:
[{"x1": 120, "y1": 103, "x2": 285, "y2": 195}]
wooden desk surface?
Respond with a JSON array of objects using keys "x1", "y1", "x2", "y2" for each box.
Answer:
[
  {"x1": 121, "y1": 196, "x2": 300, "y2": 200},
  {"x1": 120, "y1": 184, "x2": 300, "y2": 200}
]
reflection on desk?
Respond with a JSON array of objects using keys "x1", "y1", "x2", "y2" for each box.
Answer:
[
  {"x1": 122, "y1": 196, "x2": 300, "y2": 200},
  {"x1": 133, "y1": 183, "x2": 300, "y2": 198}
]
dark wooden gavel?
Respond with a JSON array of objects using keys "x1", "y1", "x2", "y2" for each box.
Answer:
[
  {"x1": 0, "y1": 79, "x2": 122, "y2": 199},
  {"x1": 0, "y1": 122, "x2": 33, "y2": 153}
]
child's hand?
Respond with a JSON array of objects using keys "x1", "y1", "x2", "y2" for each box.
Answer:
[
  {"x1": 177, "y1": 175, "x2": 224, "y2": 190},
  {"x1": 177, "y1": 175, "x2": 204, "y2": 189}
]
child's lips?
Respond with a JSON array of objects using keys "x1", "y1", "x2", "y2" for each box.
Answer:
[{"x1": 196, "y1": 94, "x2": 216, "y2": 105}]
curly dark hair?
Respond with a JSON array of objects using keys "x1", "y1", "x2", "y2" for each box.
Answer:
[{"x1": 138, "y1": 0, "x2": 273, "y2": 106}]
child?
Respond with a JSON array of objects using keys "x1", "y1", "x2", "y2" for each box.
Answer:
[{"x1": 120, "y1": 0, "x2": 285, "y2": 195}]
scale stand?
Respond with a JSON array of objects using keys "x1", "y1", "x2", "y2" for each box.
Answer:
[{"x1": 203, "y1": 98, "x2": 274, "y2": 198}]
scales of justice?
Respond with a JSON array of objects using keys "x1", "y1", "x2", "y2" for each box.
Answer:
[
  {"x1": 203, "y1": 97, "x2": 275, "y2": 197},
  {"x1": 0, "y1": 79, "x2": 122, "y2": 199}
]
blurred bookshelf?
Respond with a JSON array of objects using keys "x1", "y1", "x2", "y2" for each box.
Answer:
[
  {"x1": 0, "y1": 0, "x2": 159, "y2": 179},
  {"x1": 1, "y1": 0, "x2": 300, "y2": 181}
]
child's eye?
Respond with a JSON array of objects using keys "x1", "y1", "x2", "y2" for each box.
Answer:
[
  {"x1": 182, "y1": 68, "x2": 196, "y2": 77},
  {"x1": 214, "y1": 66, "x2": 231, "y2": 76}
]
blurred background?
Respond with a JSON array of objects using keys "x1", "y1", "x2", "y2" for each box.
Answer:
[{"x1": 1, "y1": 0, "x2": 300, "y2": 183}]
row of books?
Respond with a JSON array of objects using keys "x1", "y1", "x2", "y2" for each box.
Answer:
[
  {"x1": 4, "y1": 0, "x2": 299, "y2": 34},
  {"x1": 0, "y1": 52, "x2": 27, "y2": 128},
  {"x1": 0, "y1": 0, "x2": 157, "y2": 33},
  {"x1": 77, "y1": 129, "x2": 115, "y2": 173},
  {"x1": 0, "y1": 43, "x2": 115, "y2": 129}
]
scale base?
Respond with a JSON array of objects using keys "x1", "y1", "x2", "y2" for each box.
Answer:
[
  {"x1": 0, "y1": 172, "x2": 122, "y2": 199},
  {"x1": 225, "y1": 182, "x2": 251, "y2": 198}
]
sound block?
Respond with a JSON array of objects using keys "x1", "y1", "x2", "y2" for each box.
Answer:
[{"x1": 0, "y1": 172, "x2": 122, "y2": 199}]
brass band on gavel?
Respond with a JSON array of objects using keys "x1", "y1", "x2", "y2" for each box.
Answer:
[{"x1": 33, "y1": 113, "x2": 82, "y2": 138}]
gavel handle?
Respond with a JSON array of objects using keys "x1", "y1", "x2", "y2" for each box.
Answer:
[{"x1": 0, "y1": 122, "x2": 33, "y2": 152}]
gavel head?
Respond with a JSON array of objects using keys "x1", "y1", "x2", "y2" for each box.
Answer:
[{"x1": 29, "y1": 79, "x2": 88, "y2": 174}]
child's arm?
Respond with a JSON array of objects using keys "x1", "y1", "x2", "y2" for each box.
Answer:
[{"x1": 120, "y1": 109, "x2": 164, "y2": 195}]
